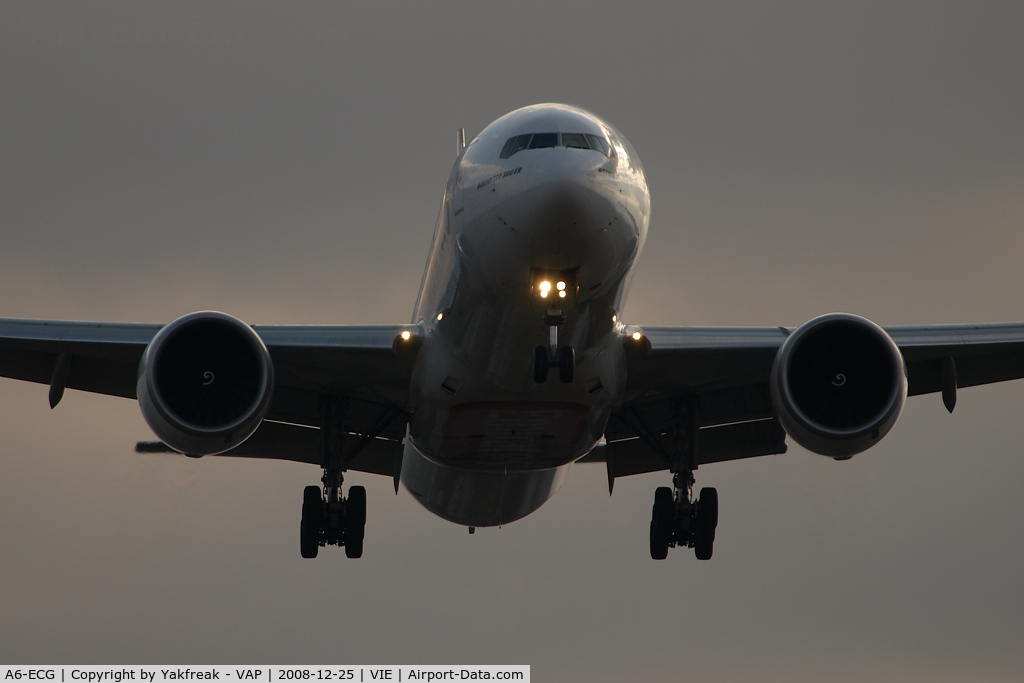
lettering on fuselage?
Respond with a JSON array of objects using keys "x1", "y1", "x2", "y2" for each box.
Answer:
[{"x1": 476, "y1": 167, "x2": 522, "y2": 190}]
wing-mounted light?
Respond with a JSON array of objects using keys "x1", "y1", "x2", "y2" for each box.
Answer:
[
  {"x1": 621, "y1": 325, "x2": 651, "y2": 355},
  {"x1": 393, "y1": 323, "x2": 426, "y2": 355}
]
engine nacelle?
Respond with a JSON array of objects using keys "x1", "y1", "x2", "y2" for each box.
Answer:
[
  {"x1": 137, "y1": 311, "x2": 274, "y2": 456},
  {"x1": 771, "y1": 313, "x2": 906, "y2": 459}
]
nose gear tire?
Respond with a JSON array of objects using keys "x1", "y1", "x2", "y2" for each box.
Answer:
[
  {"x1": 533, "y1": 346, "x2": 549, "y2": 383},
  {"x1": 557, "y1": 346, "x2": 575, "y2": 383}
]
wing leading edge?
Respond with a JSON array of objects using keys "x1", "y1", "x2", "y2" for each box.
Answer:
[
  {"x1": 622, "y1": 322, "x2": 1024, "y2": 401},
  {"x1": 602, "y1": 321, "x2": 1024, "y2": 483},
  {"x1": 6, "y1": 316, "x2": 1024, "y2": 481},
  {"x1": 0, "y1": 317, "x2": 415, "y2": 475}
]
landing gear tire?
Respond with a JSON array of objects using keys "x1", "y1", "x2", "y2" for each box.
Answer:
[
  {"x1": 653, "y1": 486, "x2": 673, "y2": 521},
  {"x1": 694, "y1": 487, "x2": 718, "y2": 561},
  {"x1": 345, "y1": 535, "x2": 364, "y2": 559},
  {"x1": 647, "y1": 482, "x2": 720, "y2": 560},
  {"x1": 650, "y1": 519, "x2": 669, "y2": 560},
  {"x1": 533, "y1": 346, "x2": 549, "y2": 383},
  {"x1": 348, "y1": 485, "x2": 367, "y2": 525},
  {"x1": 698, "y1": 487, "x2": 718, "y2": 530},
  {"x1": 557, "y1": 346, "x2": 575, "y2": 383},
  {"x1": 650, "y1": 486, "x2": 674, "y2": 560},
  {"x1": 344, "y1": 485, "x2": 367, "y2": 559},
  {"x1": 300, "y1": 485, "x2": 323, "y2": 559}
]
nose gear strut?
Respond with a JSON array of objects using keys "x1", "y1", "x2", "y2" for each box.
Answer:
[{"x1": 534, "y1": 308, "x2": 574, "y2": 383}]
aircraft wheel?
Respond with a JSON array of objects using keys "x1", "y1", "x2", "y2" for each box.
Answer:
[
  {"x1": 653, "y1": 486, "x2": 674, "y2": 524},
  {"x1": 650, "y1": 519, "x2": 669, "y2": 560},
  {"x1": 557, "y1": 346, "x2": 575, "y2": 383},
  {"x1": 345, "y1": 536, "x2": 364, "y2": 559},
  {"x1": 698, "y1": 487, "x2": 718, "y2": 532},
  {"x1": 300, "y1": 485, "x2": 323, "y2": 559},
  {"x1": 650, "y1": 486, "x2": 673, "y2": 560},
  {"x1": 345, "y1": 486, "x2": 366, "y2": 559},
  {"x1": 533, "y1": 346, "x2": 549, "y2": 383},
  {"x1": 348, "y1": 486, "x2": 367, "y2": 527},
  {"x1": 694, "y1": 487, "x2": 718, "y2": 561}
]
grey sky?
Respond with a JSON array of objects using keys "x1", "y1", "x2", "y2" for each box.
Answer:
[{"x1": 1, "y1": 2, "x2": 1022, "y2": 680}]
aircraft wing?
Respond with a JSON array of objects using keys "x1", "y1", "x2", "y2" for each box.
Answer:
[
  {"x1": 0, "y1": 318, "x2": 415, "y2": 475},
  {"x1": 602, "y1": 322, "x2": 1024, "y2": 484}
]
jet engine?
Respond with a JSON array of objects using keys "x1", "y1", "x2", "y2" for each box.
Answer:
[
  {"x1": 137, "y1": 311, "x2": 274, "y2": 456},
  {"x1": 771, "y1": 313, "x2": 906, "y2": 459}
]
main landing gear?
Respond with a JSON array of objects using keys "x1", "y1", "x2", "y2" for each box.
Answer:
[
  {"x1": 613, "y1": 399, "x2": 720, "y2": 560},
  {"x1": 534, "y1": 308, "x2": 574, "y2": 383},
  {"x1": 301, "y1": 396, "x2": 373, "y2": 559},
  {"x1": 301, "y1": 469, "x2": 366, "y2": 559},
  {"x1": 649, "y1": 471, "x2": 718, "y2": 561}
]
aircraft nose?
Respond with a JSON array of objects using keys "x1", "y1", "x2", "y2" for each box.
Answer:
[
  {"x1": 520, "y1": 149, "x2": 625, "y2": 266},
  {"x1": 461, "y1": 146, "x2": 643, "y2": 302},
  {"x1": 526, "y1": 146, "x2": 615, "y2": 196}
]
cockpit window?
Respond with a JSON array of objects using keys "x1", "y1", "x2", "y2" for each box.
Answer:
[
  {"x1": 499, "y1": 137, "x2": 517, "y2": 159},
  {"x1": 504, "y1": 134, "x2": 531, "y2": 158},
  {"x1": 585, "y1": 134, "x2": 610, "y2": 156},
  {"x1": 528, "y1": 132, "x2": 558, "y2": 149},
  {"x1": 499, "y1": 132, "x2": 613, "y2": 158},
  {"x1": 562, "y1": 133, "x2": 589, "y2": 149}
]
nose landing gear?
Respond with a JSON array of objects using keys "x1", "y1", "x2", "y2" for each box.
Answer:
[
  {"x1": 534, "y1": 308, "x2": 574, "y2": 383},
  {"x1": 533, "y1": 345, "x2": 575, "y2": 383},
  {"x1": 649, "y1": 471, "x2": 718, "y2": 561}
]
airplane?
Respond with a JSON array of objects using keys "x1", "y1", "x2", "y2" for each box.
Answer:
[{"x1": 3, "y1": 102, "x2": 1024, "y2": 561}]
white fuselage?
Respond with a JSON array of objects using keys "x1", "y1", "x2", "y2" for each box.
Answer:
[{"x1": 399, "y1": 104, "x2": 651, "y2": 526}]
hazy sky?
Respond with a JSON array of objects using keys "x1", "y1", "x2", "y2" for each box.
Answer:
[{"x1": 1, "y1": 2, "x2": 1022, "y2": 680}]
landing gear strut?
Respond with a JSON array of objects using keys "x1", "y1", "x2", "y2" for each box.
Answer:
[
  {"x1": 300, "y1": 396, "x2": 371, "y2": 559},
  {"x1": 614, "y1": 399, "x2": 721, "y2": 560},
  {"x1": 533, "y1": 308, "x2": 574, "y2": 383},
  {"x1": 650, "y1": 471, "x2": 717, "y2": 560}
]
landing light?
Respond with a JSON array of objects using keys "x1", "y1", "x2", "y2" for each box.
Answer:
[
  {"x1": 401, "y1": 330, "x2": 412, "y2": 340},
  {"x1": 632, "y1": 331, "x2": 642, "y2": 341},
  {"x1": 612, "y1": 315, "x2": 617, "y2": 322},
  {"x1": 437, "y1": 313, "x2": 444, "y2": 321},
  {"x1": 533, "y1": 270, "x2": 578, "y2": 303}
]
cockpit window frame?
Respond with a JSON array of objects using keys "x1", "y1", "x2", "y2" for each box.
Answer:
[
  {"x1": 499, "y1": 137, "x2": 517, "y2": 159},
  {"x1": 498, "y1": 132, "x2": 614, "y2": 159},
  {"x1": 561, "y1": 133, "x2": 589, "y2": 149},
  {"x1": 504, "y1": 134, "x2": 532, "y2": 158},
  {"x1": 528, "y1": 132, "x2": 559, "y2": 149},
  {"x1": 585, "y1": 134, "x2": 610, "y2": 157}
]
